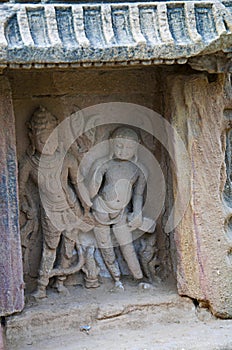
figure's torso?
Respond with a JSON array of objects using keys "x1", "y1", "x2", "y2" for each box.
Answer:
[
  {"x1": 27, "y1": 151, "x2": 76, "y2": 211},
  {"x1": 99, "y1": 159, "x2": 140, "y2": 210}
]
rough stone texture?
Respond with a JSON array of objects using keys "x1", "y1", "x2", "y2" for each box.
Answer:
[
  {"x1": 0, "y1": 75, "x2": 24, "y2": 316},
  {"x1": 5, "y1": 281, "x2": 190, "y2": 349},
  {"x1": 165, "y1": 72, "x2": 232, "y2": 317},
  {"x1": 189, "y1": 52, "x2": 232, "y2": 73},
  {"x1": 0, "y1": 324, "x2": 6, "y2": 350},
  {"x1": 5, "y1": 280, "x2": 232, "y2": 350},
  {"x1": 0, "y1": 1, "x2": 231, "y2": 68}
]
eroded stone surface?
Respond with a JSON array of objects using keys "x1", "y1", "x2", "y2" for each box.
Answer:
[
  {"x1": 19, "y1": 106, "x2": 96, "y2": 299},
  {"x1": 0, "y1": 76, "x2": 24, "y2": 316},
  {"x1": 5, "y1": 280, "x2": 187, "y2": 349},
  {"x1": 165, "y1": 73, "x2": 232, "y2": 317},
  {"x1": 5, "y1": 280, "x2": 232, "y2": 350},
  {"x1": 0, "y1": 1, "x2": 231, "y2": 67}
]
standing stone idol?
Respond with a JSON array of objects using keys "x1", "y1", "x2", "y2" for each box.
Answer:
[
  {"x1": 86, "y1": 127, "x2": 155, "y2": 289},
  {"x1": 19, "y1": 106, "x2": 92, "y2": 299}
]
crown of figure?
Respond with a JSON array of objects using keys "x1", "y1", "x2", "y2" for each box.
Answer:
[
  {"x1": 111, "y1": 127, "x2": 139, "y2": 142},
  {"x1": 27, "y1": 106, "x2": 58, "y2": 135}
]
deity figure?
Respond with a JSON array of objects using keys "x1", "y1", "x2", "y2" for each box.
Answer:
[
  {"x1": 19, "y1": 106, "x2": 93, "y2": 299},
  {"x1": 86, "y1": 127, "x2": 155, "y2": 288}
]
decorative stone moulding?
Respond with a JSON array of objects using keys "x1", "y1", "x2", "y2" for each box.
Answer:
[{"x1": 0, "y1": 0, "x2": 231, "y2": 69}]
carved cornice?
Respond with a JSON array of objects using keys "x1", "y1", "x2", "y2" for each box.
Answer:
[{"x1": 0, "y1": 1, "x2": 231, "y2": 69}]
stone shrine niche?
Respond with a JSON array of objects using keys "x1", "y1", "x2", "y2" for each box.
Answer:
[
  {"x1": 19, "y1": 106, "x2": 165, "y2": 299},
  {"x1": 18, "y1": 101, "x2": 171, "y2": 299},
  {"x1": 0, "y1": 0, "x2": 232, "y2": 329}
]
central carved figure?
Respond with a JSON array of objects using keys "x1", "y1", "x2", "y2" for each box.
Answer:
[{"x1": 86, "y1": 127, "x2": 152, "y2": 289}]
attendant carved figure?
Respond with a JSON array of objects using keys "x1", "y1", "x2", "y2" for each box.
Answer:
[{"x1": 19, "y1": 106, "x2": 93, "y2": 299}]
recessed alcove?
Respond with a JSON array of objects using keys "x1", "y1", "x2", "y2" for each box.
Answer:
[{"x1": 8, "y1": 65, "x2": 182, "y2": 294}]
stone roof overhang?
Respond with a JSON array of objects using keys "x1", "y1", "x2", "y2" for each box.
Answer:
[{"x1": 0, "y1": 1, "x2": 232, "y2": 71}]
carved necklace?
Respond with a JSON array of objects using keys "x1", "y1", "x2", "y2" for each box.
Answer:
[{"x1": 27, "y1": 150, "x2": 63, "y2": 170}]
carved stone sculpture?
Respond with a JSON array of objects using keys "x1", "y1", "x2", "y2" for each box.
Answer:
[
  {"x1": 19, "y1": 106, "x2": 93, "y2": 299},
  {"x1": 85, "y1": 127, "x2": 155, "y2": 288}
]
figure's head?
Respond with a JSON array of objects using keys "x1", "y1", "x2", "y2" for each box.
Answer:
[
  {"x1": 27, "y1": 106, "x2": 59, "y2": 155},
  {"x1": 111, "y1": 127, "x2": 139, "y2": 161}
]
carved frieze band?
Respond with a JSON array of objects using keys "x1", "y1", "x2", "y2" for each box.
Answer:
[{"x1": 0, "y1": 1, "x2": 232, "y2": 66}]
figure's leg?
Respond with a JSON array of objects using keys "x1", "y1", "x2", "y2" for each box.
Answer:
[
  {"x1": 34, "y1": 241, "x2": 58, "y2": 299},
  {"x1": 94, "y1": 225, "x2": 121, "y2": 283},
  {"x1": 55, "y1": 234, "x2": 75, "y2": 294},
  {"x1": 82, "y1": 246, "x2": 100, "y2": 288},
  {"x1": 113, "y1": 225, "x2": 143, "y2": 280},
  {"x1": 33, "y1": 216, "x2": 61, "y2": 299}
]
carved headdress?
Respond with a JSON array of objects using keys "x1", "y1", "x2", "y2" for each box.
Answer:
[
  {"x1": 27, "y1": 106, "x2": 58, "y2": 135},
  {"x1": 111, "y1": 127, "x2": 139, "y2": 142},
  {"x1": 27, "y1": 106, "x2": 58, "y2": 155}
]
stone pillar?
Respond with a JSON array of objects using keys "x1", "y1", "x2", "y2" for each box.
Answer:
[
  {"x1": 166, "y1": 73, "x2": 232, "y2": 317},
  {"x1": 0, "y1": 75, "x2": 24, "y2": 317},
  {"x1": 0, "y1": 321, "x2": 6, "y2": 350}
]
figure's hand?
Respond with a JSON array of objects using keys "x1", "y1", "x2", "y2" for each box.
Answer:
[
  {"x1": 26, "y1": 208, "x2": 37, "y2": 220},
  {"x1": 67, "y1": 200, "x2": 75, "y2": 209},
  {"x1": 83, "y1": 205, "x2": 90, "y2": 216},
  {"x1": 78, "y1": 134, "x2": 93, "y2": 153},
  {"x1": 128, "y1": 212, "x2": 143, "y2": 230},
  {"x1": 83, "y1": 197, "x2": 93, "y2": 208},
  {"x1": 77, "y1": 182, "x2": 93, "y2": 208},
  {"x1": 23, "y1": 207, "x2": 36, "y2": 220},
  {"x1": 83, "y1": 209, "x2": 95, "y2": 226},
  {"x1": 20, "y1": 200, "x2": 35, "y2": 219}
]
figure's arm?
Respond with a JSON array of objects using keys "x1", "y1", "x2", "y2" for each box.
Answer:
[
  {"x1": 132, "y1": 194, "x2": 144, "y2": 216},
  {"x1": 132, "y1": 176, "x2": 146, "y2": 214},
  {"x1": 128, "y1": 169, "x2": 146, "y2": 229},
  {"x1": 88, "y1": 159, "x2": 106, "y2": 199},
  {"x1": 18, "y1": 156, "x2": 31, "y2": 203},
  {"x1": 68, "y1": 156, "x2": 93, "y2": 210},
  {"x1": 18, "y1": 156, "x2": 34, "y2": 218}
]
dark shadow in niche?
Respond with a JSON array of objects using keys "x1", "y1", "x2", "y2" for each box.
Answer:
[{"x1": 225, "y1": 216, "x2": 232, "y2": 242}]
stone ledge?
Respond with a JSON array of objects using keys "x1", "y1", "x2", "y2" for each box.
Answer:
[
  {"x1": 6, "y1": 280, "x2": 185, "y2": 349},
  {"x1": 0, "y1": 1, "x2": 231, "y2": 67}
]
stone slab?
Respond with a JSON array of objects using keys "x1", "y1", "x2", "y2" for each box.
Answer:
[
  {"x1": 6, "y1": 279, "x2": 189, "y2": 349},
  {"x1": 0, "y1": 76, "x2": 24, "y2": 316},
  {"x1": 165, "y1": 73, "x2": 232, "y2": 317},
  {"x1": 0, "y1": 1, "x2": 231, "y2": 67},
  {"x1": 6, "y1": 279, "x2": 232, "y2": 350}
]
